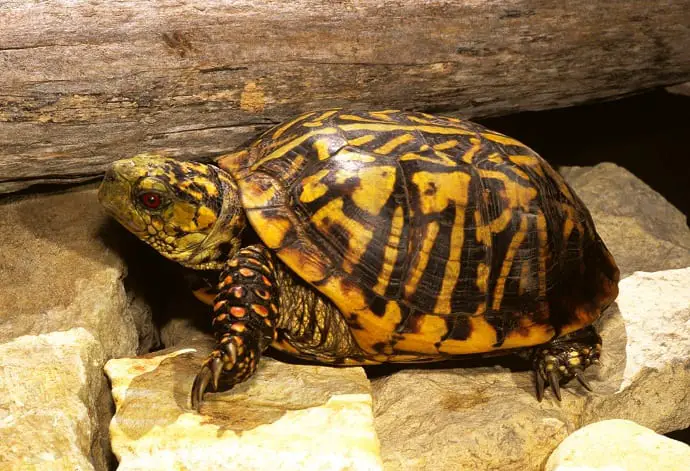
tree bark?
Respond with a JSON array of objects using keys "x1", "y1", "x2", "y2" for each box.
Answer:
[{"x1": 1, "y1": 0, "x2": 689, "y2": 193}]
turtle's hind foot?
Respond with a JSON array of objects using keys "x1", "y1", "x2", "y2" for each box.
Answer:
[{"x1": 532, "y1": 325, "x2": 601, "y2": 401}]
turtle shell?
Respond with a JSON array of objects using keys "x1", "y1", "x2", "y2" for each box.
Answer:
[{"x1": 218, "y1": 110, "x2": 619, "y2": 361}]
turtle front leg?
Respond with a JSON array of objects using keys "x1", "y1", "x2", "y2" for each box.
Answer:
[
  {"x1": 191, "y1": 244, "x2": 278, "y2": 409},
  {"x1": 530, "y1": 325, "x2": 602, "y2": 401}
]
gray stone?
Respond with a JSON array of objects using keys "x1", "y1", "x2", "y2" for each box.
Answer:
[
  {"x1": 105, "y1": 338, "x2": 383, "y2": 470},
  {"x1": 561, "y1": 163, "x2": 690, "y2": 277},
  {"x1": 545, "y1": 419, "x2": 690, "y2": 471},
  {"x1": 0, "y1": 329, "x2": 109, "y2": 471}
]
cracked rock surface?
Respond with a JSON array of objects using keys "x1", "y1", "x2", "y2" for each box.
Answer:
[{"x1": 0, "y1": 187, "x2": 155, "y2": 469}]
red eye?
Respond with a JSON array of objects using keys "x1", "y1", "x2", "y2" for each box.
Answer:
[{"x1": 139, "y1": 192, "x2": 162, "y2": 209}]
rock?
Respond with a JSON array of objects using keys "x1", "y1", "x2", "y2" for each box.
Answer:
[
  {"x1": 561, "y1": 163, "x2": 690, "y2": 277},
  {"x1": 0, "y1": 329, "x2": 109, "y2": 471},
  {"x1": 105, "y1": 338, "x2": 383, "y2": 471},
  {"x1": 0, "y1": 186, "x2": 152, "y2": 357},
  {"x1": 545, "y1": 419, "x2": 690, "y2": 471},
  {"x1": 372, "y1": 267, "x2": 690, "y2": 471},
  {"x1": 0, "y1": 186, "x2": 158, "y2": 468},
  {"x1": 666, "y1": 82, "x2": 690, "y2": 96}
]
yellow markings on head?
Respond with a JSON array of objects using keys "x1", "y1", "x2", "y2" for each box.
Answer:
[
  {"x1": 272, "y1": 111, "x2": 316, "y2": 139},
  {"x1": 245, "y1": 209, "x2": 292, "y2": 249},
  {"x1": 348, "y1": 134, "x2": 377, "y2": 146},
  {"x1": 373, "y1": 205, "x2": 404, "y2": 296},
  {"x1": 310, "y1": 198, "x2": 373, "y2": 274},
  {"x1": 412, "y1": 171, "x2": 472, "y2": 215},
  {"x1": 437, "y1": 315, "x2": 499, "y2": 355},
  {"x1": 192, "y1": 175, "x2": 220, "y2": 197},
  {"x1": 151, "y1": 216, "x2": 164, "y2": 232},
  {"x1": 299, "y1": 169, "x2": 330, "y2": 203},
  {"x1": 195, "y1": 205, "x2": 217, "y2": 230},
  {"x1": 491, "y1": 216, "x2": 528, "y2": 311},
  {"x1": 172, "y1": 202, "x2": 199, "y2": 231},
  {"x1": 338, "y1": 123, "x2": 474, "y2": 136},
  {"x1": 481, "y1": 132, "x2": 529, "y2": 148},
  {"x1": 404, "y1": 221, "x2": 440, "y2": 298},
  {"x1": 460, "y1": 137, "x2": 482, "y2": 164},
  {"x1": 351, "y1": 166, "x2": 397, "y2": 215},
  {"x1": 374, "y1": 133, "x2": 415, "y2": 155}
]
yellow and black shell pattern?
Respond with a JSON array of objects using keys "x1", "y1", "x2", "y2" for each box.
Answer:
[{"x1": 218, "y1": 110, "x2": 619, "y2": 363}]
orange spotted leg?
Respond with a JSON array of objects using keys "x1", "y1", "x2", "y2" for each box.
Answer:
[
  {"x1": 531, "y1": 325, "x2": 602, "y2": 401},
  {"x1": 191, "y1": 244, "x2": 278, "y2": 410}
]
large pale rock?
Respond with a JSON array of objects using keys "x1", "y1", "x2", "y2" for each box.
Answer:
[
  {"x1": 105, "y1": 338, "x2": 383, "y2": 470},
  {"x1": 373, "y1": 267, "x2": 690, "y2": 471},
  {"x1": 0, "y1": 329, "x2": 109, "y2": 471},
  {"x1": 545, "y1": 419, "x2": 690, "y2": 471},
  {"x1": 0, "y1": 186, "x2": 151, "y2": 357},
  {"x1": 0, "y1": 186, "x2": 158, "y2": 469},
  {"x1": 561, "y1": 163, "x2": 690, "y2": 276}
]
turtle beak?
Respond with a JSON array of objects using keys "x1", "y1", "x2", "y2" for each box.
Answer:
[{"x1": 98, "y1": 165, "x2": 147, "y2": 233}]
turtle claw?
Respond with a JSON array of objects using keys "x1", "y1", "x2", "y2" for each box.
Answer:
[
  {"x1": 536, "y1": 369, "x2": 545, "y2": 402},
  {"x1": 191, "y1": 364, "x2": 213, "y2": 411},
  {"x1": 548, "y1": 370, "x2": 562, "y2": 401},
  {"x1": 191, "y1": 354, "x2": 226, "y2": 411},
  {"x1": 574, "y1": 369, "x2": 593, "y2": 391}
]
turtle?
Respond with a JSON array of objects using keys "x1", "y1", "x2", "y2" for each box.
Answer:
[{"x1": 98, "y1": 109, "x2": 620, "y2": 409}]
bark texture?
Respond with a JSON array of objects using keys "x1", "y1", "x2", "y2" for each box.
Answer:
[{"x1": 1, "y1": 0, "x2": 689, "y2": 192}]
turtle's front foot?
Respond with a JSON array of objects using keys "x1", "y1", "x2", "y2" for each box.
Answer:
[
  {"x1": 532, "y1": 325, "x2": 602, "y2": 401},
  {"x1": 191, "y1": 245, "x2": 278, "y2": 411}
]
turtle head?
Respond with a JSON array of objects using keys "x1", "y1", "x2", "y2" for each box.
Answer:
[{"x1": 98, "y1": 154, "x2": 245, "y2": 270}]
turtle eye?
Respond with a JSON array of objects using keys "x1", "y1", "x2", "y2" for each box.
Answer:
[{"x1": 139, "y1": 192, "x2": 163, "y2": 209}]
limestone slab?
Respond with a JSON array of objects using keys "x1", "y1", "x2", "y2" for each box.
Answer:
[
  {"x1": 0, "y1": 329, "x2": 108, "y2": 471},
  {"x1": 105, "y1": 339, "x2": 383, "y2": 471}
]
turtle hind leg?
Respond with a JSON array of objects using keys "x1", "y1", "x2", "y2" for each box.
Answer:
[{"x1": 530, "y1": 325, "x2": 602, "y2": 401}]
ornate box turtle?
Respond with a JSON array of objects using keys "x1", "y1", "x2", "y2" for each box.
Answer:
[{"x1": 99, "y1": 109, "x2": 619, "y2": 408}]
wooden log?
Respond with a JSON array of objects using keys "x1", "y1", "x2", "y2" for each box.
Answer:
[{"x1": 1, "y1": 0, "x2": 689, "y2": 193}]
